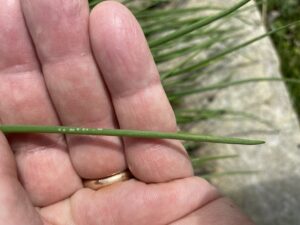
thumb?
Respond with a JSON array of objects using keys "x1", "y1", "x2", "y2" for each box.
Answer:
[{"x1": 0, "y1": 132, "x2": 42, "y2": 225}]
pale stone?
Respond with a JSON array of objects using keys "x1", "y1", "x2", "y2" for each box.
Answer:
[{"x1": 179, "y1": 1, "x2": 300, "y2": 225}]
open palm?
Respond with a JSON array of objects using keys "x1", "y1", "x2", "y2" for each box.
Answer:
[{"x1": 0, "y1": 1, "x2": 254, "y2": 224}]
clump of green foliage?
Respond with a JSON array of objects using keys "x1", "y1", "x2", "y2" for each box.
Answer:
[
  {"x1": 260, "y1": 0, "x2": 300, "y2": 117},
  {"x1": 88, "y1": 0, "x2": 299, "y2": 177},
  {"x1": 88, "y1": 0, "x2": 277, "y2": 177}
]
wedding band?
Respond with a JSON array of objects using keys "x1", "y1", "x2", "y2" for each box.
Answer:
[{"x1": 83, "y1": 170, "x2": 133, "y2": 190}]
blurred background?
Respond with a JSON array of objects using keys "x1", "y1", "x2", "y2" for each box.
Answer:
[{"x1": 260, "y1": 0, "x2": 300, "y2": 117}]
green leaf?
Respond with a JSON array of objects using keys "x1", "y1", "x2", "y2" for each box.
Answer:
[
  {"x1": 148, "y1": 0, "x2": 251, "y2": 48},
  {"x1": 201, "y1": 170, "x2": 260, "y2": 179},
  {"x1": 0, "y1": 125, "x2": 265, "y2": 145},
  {"x1": 192, "y1": 154, "x2": 239, "y2": 167},
  {"x1": 163, "y1": 21, "x2": 300, "y2": 78},
  {"x1": 168, "y1": 77, "x2": 300, "y2": 100}
]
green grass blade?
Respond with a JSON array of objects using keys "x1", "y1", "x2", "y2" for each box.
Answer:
[
  {"x1": 89, "y1": 0, "x2": 102, "y2": 8},
  {"x1": 164, "y1": 21, "x2": 300, "y2": 77},
  {"x1": 160, "y1": 31, "x2": 245, "y2": 79},
  {"x1": 150, "y1": 22, "x2": 229, "y2": 53},
  {"x1": 136, "y1": 6, "x2": 223, "y2": 19},
  {"x1": 168, "y1": 77, "x2": 300, "y2": 100},
  {"x1": 0, "y1": 125, "x2": 264, "y2": 145},
  {"x1": 148, "y1": 0, "x2": 250, "y2": 48},
  {"x1": 192, "y1": 154, "x2": 239, "y2": 167},
  {"x1": 132, "y1": 0, "x2": 171, "y2": 14},
  {"x1": 175, "y1": 108, "x2": 272, "y2": 127},
  {"x1": 175, "y1": 109, "x2": 226, "y2": 124},
  {"x1": 143, "y1": 17, "x2": 204, "y2": 36},
  {"x1": 201, "y1": 170, "x2": 260, "y2": 179},
  {"x1": 154, "y1": 35, "x2": 221, "y2": 63}
]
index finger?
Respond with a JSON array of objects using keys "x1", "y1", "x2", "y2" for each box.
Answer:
[{"x1": 90, "y1": 1, "x2": 193, "y2": 182}]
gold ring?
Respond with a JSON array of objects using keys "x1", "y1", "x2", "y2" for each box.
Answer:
[{"x1": 83, "y1": 170, "x2": 133, "y2": 190}]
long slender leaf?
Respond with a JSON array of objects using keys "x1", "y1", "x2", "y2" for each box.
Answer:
[
  {"x1": 201, "y1": 170, "x2": 260, "y2": 179},
  {"x1": 192, "y1": 154, "x2": 239, "y2": 167},
  {"x1": 168, "y1": 77, "x2": 300, "y2": 100},
  {"x1": 163, "y1": 21, "x2": 300, "y2": 78},
  {"x1": 0, "y1": 125, "x2": 264, "y2": 145},
  {"x1": 149, "y1": 0, "x2": 251, "y2": 48},
  {"x1": 136, "y1": 6, "x2": 223, "y2": 19}
]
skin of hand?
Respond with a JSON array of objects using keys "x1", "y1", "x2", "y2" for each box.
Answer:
[{"x1": 0, "y1": 0, "x2": 256, "y2": 224}]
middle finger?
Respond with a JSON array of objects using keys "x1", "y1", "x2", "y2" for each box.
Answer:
[{"x1": 20, "y1": 0, "x2": 126, "y2": 179}]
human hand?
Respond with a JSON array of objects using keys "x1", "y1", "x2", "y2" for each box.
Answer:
[{"x1": 0, "y1": 0, "x2": 255, "y2": 224}]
